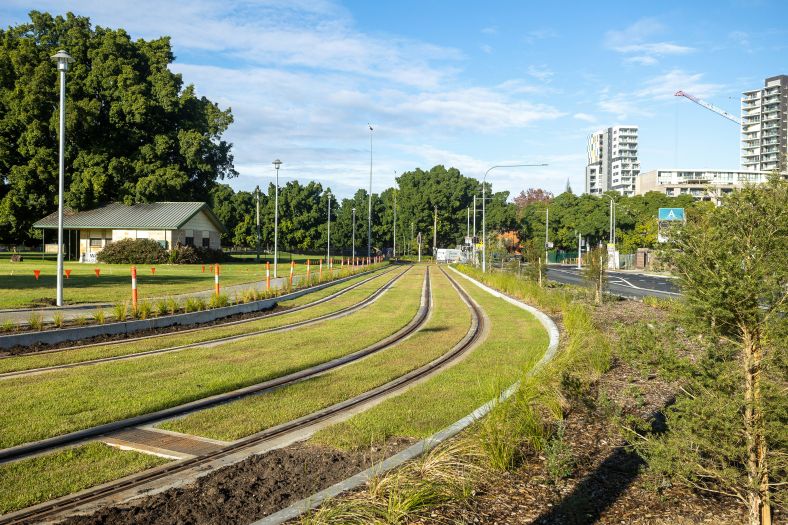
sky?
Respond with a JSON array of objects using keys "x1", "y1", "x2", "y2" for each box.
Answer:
[{"x1": 2, "y1": 0, "x2": 787, "y2": 200}]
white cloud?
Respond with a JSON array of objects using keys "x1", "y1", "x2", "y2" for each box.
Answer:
[
  {"x1": 527, "y1": 65, "x2": 554, "y2": 82},
  {"x1": 481, "y1": 44, "x2": 493, "y2": 54},
  {"x1": 573, "y1": 113, "x2": 596, "y2": 123},
  {"x1": 481, "y1": 26, "x2": 498, "y2": 35},
  {"x1": 604, "y1": 18, "x2": 694, "y2": 64}
]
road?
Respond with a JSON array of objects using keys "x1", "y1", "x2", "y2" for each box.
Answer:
[{"x1": 547, "y1": 265, "x2": 680, "y2": 300}]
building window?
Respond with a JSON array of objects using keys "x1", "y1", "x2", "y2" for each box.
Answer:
[
  {"x1": 202, "y1": 237, "x2": 210, "y2": 248},
  {"x1": 185, "y1": 237, "x2": 194, "y2": 246},
  {"x1": 90, "y1": 238, "x2": 102, "y2": 248}
]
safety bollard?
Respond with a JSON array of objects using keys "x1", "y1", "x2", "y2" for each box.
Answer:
[
  {"x1": 151, "y1": 267, "x2": 156, "y2": 275},
  {"x1": 94, "y1": 268, "x2": 101, "y2": 277},
  {"x1": 266, "y1": 262, "x2": 271, "y2": 291},
  {"x1": 289, "y1": 261, "x2": 294, "y2": 287},
  {"x1": 131, "y1": 266, "x2": 138, "y2": 309},
  {"x1": 65, "y1": 269, "x2": 71, "y2": 279},
  {"x1": 33, "y1": 269, "x2": 41, "y2": 280},
  {"x1": 319, "y1": 259, "x2": 323, "y2": 281},
  {"x1": 214, "y1": 263, "x2": 220, "y2": 296},
  {"x1": 306, "y1": 259, "x2": 311, "y2": 282}
]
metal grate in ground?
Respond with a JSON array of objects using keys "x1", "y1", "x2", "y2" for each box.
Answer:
[{"x1": 104, "y1": 427, "x2": 223, "y2": 457}]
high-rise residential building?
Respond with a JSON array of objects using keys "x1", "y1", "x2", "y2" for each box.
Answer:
[
  {"x1": 584, "y1": 125, "x2": 640, "y2": 196},
  {"x1": 741, "y1": 75, "x2": 788, "y2": 172}
]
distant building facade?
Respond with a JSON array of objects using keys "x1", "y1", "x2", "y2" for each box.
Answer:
[
  {"x1": 585, "y1": 125, "x2": 640, "y2": 196},
  {"x1": 34, "y1": 202, "x2": 226, "y2": 260},
  {"x1": 635, "y1": 169, "x2": 775, "y2": 204},
  {"x1": 741, "y1": 75, "x2": 787, "y2": 172}
]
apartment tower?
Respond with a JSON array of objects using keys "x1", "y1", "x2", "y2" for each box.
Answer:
[
  {"x1": 585, "y1": 125, "x2": 640, "y2": 195},
  {"x1": 741, "y1": 75, "x2": 788, "y2": 172}
]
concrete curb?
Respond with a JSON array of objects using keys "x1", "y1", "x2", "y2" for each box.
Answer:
[
  {"x1": 0, "y1": 269, "x2": 380, "y2": 350},
  {"x1": 253, "y1": 266, "x2": 560, "y2": 525}
]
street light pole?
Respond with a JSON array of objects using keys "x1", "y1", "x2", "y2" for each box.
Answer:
[
  {"x1": 482, "y1": 163, "x2": 548, "y2": 273},
  {"x1": 352, "y1": 207, "x2": 356, "y2": 260},
  {"x1": 393, "y1": 187, "x2": 397, "y2": 259},
  {"x1": 433, "y1": 205, "x2": 438, "y2": 258},
  {"x1": 545, "y1": 206, "x2": 549, "y2": 265},
  {"x1": 272, "y1": 159, "x2": 282, "y2": 278},
  {"x1": 473, "y1": 195, "x2": 477, "y2": 266},
  {"x1": 51, "y1": 50, "x2": 74, "y2": 307},
  {"x1": 367, "y1": 124, "x2": 373, "y2": 259},
  {"x1": 602, "y1": 194, "x2": 616, "y2": 244},
  {"x1": 326, "y1": 191, "x2": 331, "y2": 266},
  {"x1": 255, "y1": 185, "x2": 261, "y2": 263}
]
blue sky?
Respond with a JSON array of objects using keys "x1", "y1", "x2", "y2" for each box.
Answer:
[{"x1": 3, "y1": 0, "x2": 787, "y2": 199}]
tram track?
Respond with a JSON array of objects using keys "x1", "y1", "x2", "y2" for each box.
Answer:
[
  {"x1": 0, "y1": 265, "x2": 487, "y2": 525},
  {"x1": 0, "y1": 267, "x2": 403, "y2": 379}
]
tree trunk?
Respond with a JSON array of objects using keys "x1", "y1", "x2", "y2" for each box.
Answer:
[{"x1": 743, "y1": 328, "x2": 770, "y2": 525}]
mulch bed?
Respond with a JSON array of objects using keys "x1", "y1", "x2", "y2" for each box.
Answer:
[{"x1": 60, "y1": 439, "x2": 414, "y2": 525}]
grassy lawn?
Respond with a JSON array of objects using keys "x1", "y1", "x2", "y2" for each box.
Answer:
[
  {"x1": 311, "y1": 271, "x2": 549, "y2": 450},
  {"x1": 0, "y1": 253, "x2": 359, "y2": 309},
  {"x1": 0, "y1": 267, "x2": 424, "y2": 449},
  {"x1": 0, "y1": 442, "x2": 169, "y2": 514},
  {"x1": 160, "y1": 267, "x2": 470, "y2": 441},
  {"x1": 0, "y1": 267, "x2": 397, "y2": 374}
]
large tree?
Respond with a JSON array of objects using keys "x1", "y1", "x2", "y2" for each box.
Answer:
[{"x1": 0, "y1": 11, "x2": 236, "y2": 244}]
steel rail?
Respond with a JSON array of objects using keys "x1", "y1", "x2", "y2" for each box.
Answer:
[
  {"x1": 0, "y1": 267, "x2": 404, "y2": 379},
  {"x1": 0, "y1": 265, "x2": 486, "y2": 525}
]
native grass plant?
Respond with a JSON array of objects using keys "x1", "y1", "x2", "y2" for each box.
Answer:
[
  {"x1": 73, "y1": 315, "x2": 88, "y2": 326},
  {"x1": 208, "y1": 294, "x2": 229, "y2": 309},
  {"x1": 1, "y1": 320, "x2": 14, "y2": 332},
  {"x1": 93, "y1": 309, "x2": 106, "y2": 325},
  {"x1": 27, "y1": 312, "x2": 44, "y2": 331},
  {"x1": 51, "y1": 312, "x2": 64, "y2": 329},
  {"x1": 112, "y1": 302, "x2": 128, "y2": 322},
  {"x1": 154, "y1": 299, "x2": 169, "y2": 317},
  {"x1": 166, "y1": 297, "x2": 179, "y2": 315},
  {"x1": 642, "y1": 295, "x2": 678, "y2": 311},
  {"x1": 184, "y1": 297, "x2": 201, "y2": 313},
  {"x1": 135, "y1": 301, "x2": 153, "y2": 320},
  {"x1": 301, "y1": 441, "x2": 488, "y2": 525}
]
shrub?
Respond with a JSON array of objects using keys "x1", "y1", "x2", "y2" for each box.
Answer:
[
  {"x1": 96, "y1": 238, "x2": 167, "y2": 264},
  {"x1": 545, "y1": 422, "x2": 575, "y2": 483},
  {"x1": 168, "y1": 244, "x2": 229, "y2": 264}
]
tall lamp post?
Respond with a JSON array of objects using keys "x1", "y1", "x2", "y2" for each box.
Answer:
[
  {"x1": 326, "y1": 191, "x2": 332, "y2": 266},
  {"x1": 351, "y1": 207, "x2": 356, "y2": 260},
  {"x1": 602, "y1": 194, "x2": 616, "y2": 245},
  {"x1": 51, "y1": 50, "x2": 74, "y2": 307},
  {"x1": 272, "y1": 159, "x2": 282, "y2": 277},
  {"x1": 367, "y1": 124, "x2": 373, "y2": 259},
  {"x1": 255, "y1": 185, "x2": 261, "y2": 262},
  {"x1": 393, "y1": 171, "x2": 397, "y2": 259},
  {"x1": 482, "y1": 163, "x2": 547, "y2": 273}
]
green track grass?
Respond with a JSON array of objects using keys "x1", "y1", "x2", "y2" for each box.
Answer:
[
  {"x1": 0, "y1": 442, "x2": 168, "y2": 514},
  {"x1": 160, "y1": 268, "x2": 470, "y2": 441},
  {"x1": 311, "y1": 271, "x2": 549, "y2": 450},
  {"x1": 0, "y1": 267, "x2": 424, "y2": 449},
  {"x1": 0, "y1": 255, "x2": 352, "y2": 309},
  {"x1": 0, "y1": 268, "x2": 395, "y2": 374}
]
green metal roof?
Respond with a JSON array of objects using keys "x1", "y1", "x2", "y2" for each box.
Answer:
[{"x1": 33, "y1": 202, "x2": 227, "y2": 233}]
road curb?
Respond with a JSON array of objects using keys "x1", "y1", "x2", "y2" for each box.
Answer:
[
  {"x1": 0, "y1": 269, "x2": 381, "y2": 350},
  {"x1": 252, "y1": 265, "x2": 559, "y2": 525}
]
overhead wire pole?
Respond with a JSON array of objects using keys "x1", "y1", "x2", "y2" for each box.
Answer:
[
  {"x1": 393, "y1": 171, "x2": 397, "y2": 259},
  {"x1": 367, "y1": 123, "x2": 373, "y2": 259},
  {"x1": 272, "y1": 159, "x2": 282, "y2": 278},
  {"x1": 482, "y1": 163, "x2": 548, "y2": 273},
  {"x1": 326, "y1": 191, "x2": 331, "y2": 267},
  {"x1": 255, "y1": 185, "x2": 261, "y2": 262},
  {"x1": 472, "y1": 195, "x2": 477, "y2": 266}
]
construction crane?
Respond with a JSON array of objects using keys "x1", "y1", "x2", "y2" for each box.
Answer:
[{"x1": 674, "y1": 90, "x2": 741, "y2": 125}]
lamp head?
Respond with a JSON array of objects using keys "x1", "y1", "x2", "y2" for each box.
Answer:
[
  {"x1": 272, "y1": 159, "x2": 282, "y2": 169},
  {"x1": 50, "y1": 50, "x2": 74, "y2": 71}
]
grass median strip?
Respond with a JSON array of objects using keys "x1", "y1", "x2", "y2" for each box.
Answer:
[
  {"x1": 0, "y1": 267, "x2": 424, "y2": 449},
  {"x1": 0, "y1": 442, "x2": 169, "y2": 514},
  {"x1": 311, "y1": 272, "x2": 548, "y2": 450},
  {"x1": 0, "y1": 268, "x2": 396, "y2": 375},
  {"x1": 159, "y1": 268, "x2": 470, "y2": 441}
]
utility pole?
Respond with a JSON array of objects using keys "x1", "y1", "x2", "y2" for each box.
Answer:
[
  {"x1": 417, "y1": 231, "x2": 422, "y2": 262},
  {"x1": 473, "y1": 195, "x2": 477, "y2": 266},
  {"x1": 577, "y1": 233, "x2": 582, "y2": 269},
  {"x1": 433, "y1": 205, "x2": 438, "y2": 258},
  {"x1": 410, "y1": 222, "x2": 414, "y2": 257}
]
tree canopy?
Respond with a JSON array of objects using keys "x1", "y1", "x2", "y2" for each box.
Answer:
[{"x1": 0, "y1": 11, "x2": 236, "y2": 243}]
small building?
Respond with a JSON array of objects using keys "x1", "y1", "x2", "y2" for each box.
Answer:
[{"x1": 34, "y1": 202, "x2": 226, "y2": 261}]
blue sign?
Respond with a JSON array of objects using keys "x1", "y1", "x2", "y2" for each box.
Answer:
[{"x1": 658, "y1": 208, "x2": 685, "y2": 221}]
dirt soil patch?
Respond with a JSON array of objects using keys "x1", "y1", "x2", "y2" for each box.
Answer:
[{"x1": 60, "y1": 438, "x2": 414, "y2": 525}]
